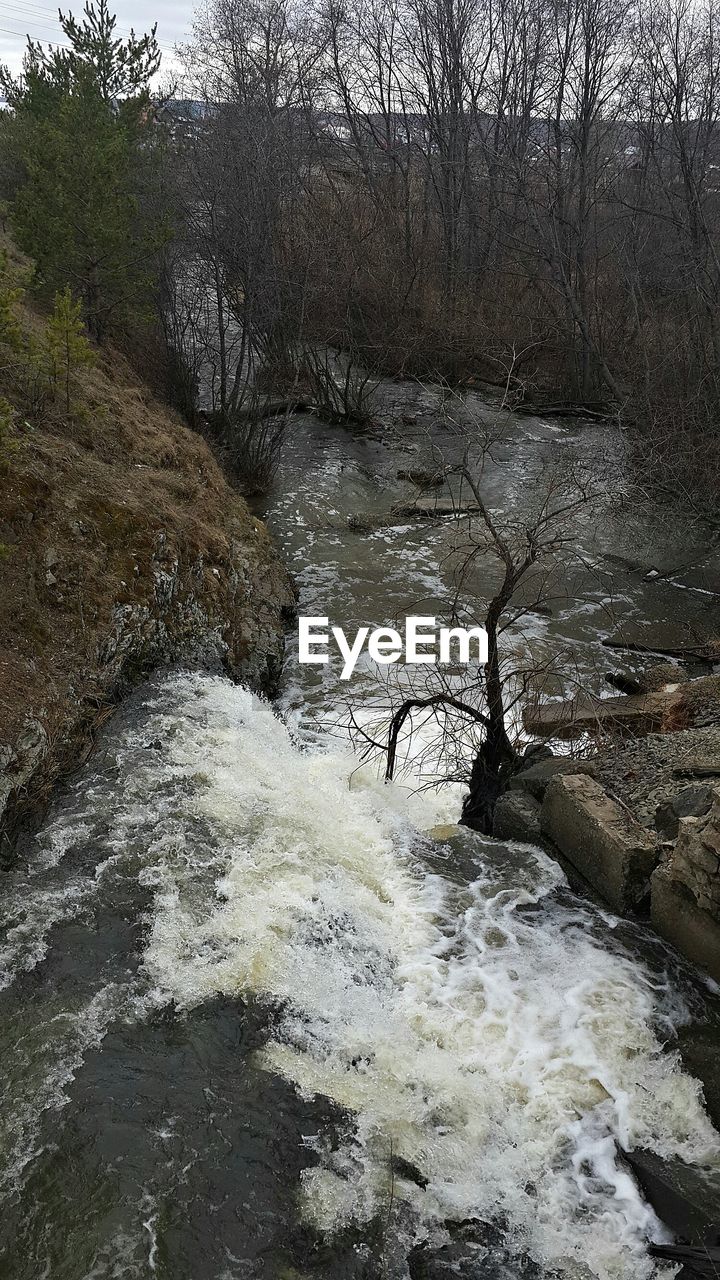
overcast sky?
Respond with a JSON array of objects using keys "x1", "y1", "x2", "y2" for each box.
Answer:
[{"x1": 0, "y1": 0, "x2": 189, "y2": 86}]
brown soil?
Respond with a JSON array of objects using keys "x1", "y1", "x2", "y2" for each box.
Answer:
[{"x1": 0, "y1": 281, "x2": 294, "y2": 850}]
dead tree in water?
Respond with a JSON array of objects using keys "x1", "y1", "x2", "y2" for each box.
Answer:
[{"x1": 366, "y1": 420, "x2": 592, "y2": 832}]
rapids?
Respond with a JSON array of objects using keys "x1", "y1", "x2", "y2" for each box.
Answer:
[{"x1": 1, "y1": 386, "x2": 720, "y2": 1279}]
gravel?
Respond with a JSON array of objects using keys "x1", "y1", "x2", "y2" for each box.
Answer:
[{"x1": 593, "y1": 727, "x2": 720, "y2": 829}]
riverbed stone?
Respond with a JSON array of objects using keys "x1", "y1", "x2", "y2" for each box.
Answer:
[
  {"x1": 622, "y1": 1148, "x2": 720, "y2": 1243},
  {"x1": 492, "y1": 790, "x2": 542, "y2": 843},
  {"x1": 541, "y1": 774, "x2": 658, "y2": 912}
]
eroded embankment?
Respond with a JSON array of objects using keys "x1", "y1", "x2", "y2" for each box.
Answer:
[{"x1": 0, "y1": 347, "x2": 294, "y2": 852}]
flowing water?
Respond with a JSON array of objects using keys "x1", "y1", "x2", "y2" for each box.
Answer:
[{"x1": 1, "y1": 385, "x2": 720, "y2": 1280}]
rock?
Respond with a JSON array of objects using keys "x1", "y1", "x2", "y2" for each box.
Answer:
[
  {"x1": 0, "y1": 347, "x2": 295, "y2": 854},
  {"x1": 524, "y1": 688, "x2": 680, "y2": 738},
  {"x1": 649, "y1": 1243, "x2": 720, "y2": 1277},
  {"x1": 492, "y1": 790, "x2": 542, "y2": 842},
  {"x1": 524, "y1": 675, "x2": 720, "y2": 740},
  {"x1": 541, "y1": 774, "x2": 658, "y2": 912},
  {"x1": 651, "y1": 868, "x2": 720, "y2": 983},
  {"x1": 677, "y1": 1022, "x2": 720, "y2": 1130},
  {"x1": 655, "y1": 788, "x2": 720, "y2": 925},
  {"x1": 640, "y1": 661, "x2": 690, "y2": 691},
  {"x1": 522, "y1": 742, "x2": 554, "y2": 765},
  {"x1": 605, "y1": 671, "x2": 643, "y2": 695},
  {"x1": 623, "y1": 1148, "x2": 720, "y2": 1243},
  {"x1": 391, "y1": 1155, "x2": 429, "y2": 1189},
  {"x1": 592, "y1": 727, "x2": 720, "y2": 829},
  {"x1": 655, "y1": 786, "x2": 715, "y2": 841},
  {"x1": 509, "y1": 757, "x2": 596, "y2": 801}
]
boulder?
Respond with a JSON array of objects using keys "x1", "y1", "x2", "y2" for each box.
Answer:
[
  {"x1": 655, "y1": 788, "x2": 720, "y2": 922},
  {"x1": 639, "y1": 661, "x2": 690, "y2": 692},
  {"x1": 655, "y1": 785, "x2": 715, "y2": 841},
  {"x1": 492, "y1": 790, "x2": 542, "y2": 843},
  {"x1": 524, "y1": 688, "x2": 680, "y2": 739},
  {"x1": 521, "y1": 742, "x2": 554, "y2": 765},
  {"x1": 651, "y1": 868, "x2": 720, "y2": 984},
  {"x1": 509, "y1": 756, "x2": 596, "y2": 801},
  {"x1": 541, "y1": 774, "x2": 658, "y2": 912},
  {"x1": 623, "y1": 1148, "x2": 720, "y2": 1243},
  {"x1": 524, "y1": 675, "x2": 720, "y2": 740}
]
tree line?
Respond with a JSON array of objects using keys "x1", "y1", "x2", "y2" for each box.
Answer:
[{"x1": 2, "y1": 0, "x2": 720, "y2": 508}]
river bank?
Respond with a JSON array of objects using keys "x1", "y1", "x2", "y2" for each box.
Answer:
[{"x1": 0, "y1": 338, "x2": 295, "y2": 859}]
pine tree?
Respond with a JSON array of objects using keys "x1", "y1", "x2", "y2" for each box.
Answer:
[
  {"x1": 46, "y1": 287, "x2": 95, "y2": 414},
  {"x1": 0, "y1": 2, "x2": 162, "y2": 342},
  {"x1": 0, "y1": 251, "x2": 24, "y2": 354}
]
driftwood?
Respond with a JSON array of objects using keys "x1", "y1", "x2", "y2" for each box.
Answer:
[
  {"x1": 602, "y1": 621, "x2": 718, "y2": 661},
  {"x1": 513, "y1": 401, "x2": 613, "y2": 421},
  {"x1": 673, "y1": 765, "x2": 720, "y2": 778},
  {"x1": 200, "y1": 399, "x2": 311, "y2": 425},
  {"x1": 392, "y1": 495, "x2": 481, "y2": 519},
  {"x1": 603, "y1": 637, "x2": 716, "y2": 660}
]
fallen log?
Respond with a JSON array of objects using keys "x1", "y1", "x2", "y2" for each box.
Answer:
[
  {"x1": 602, "y1": 621, "x2": 719, "y2": 662},
  {"x1": 514, "y1": 401, "x2": 613, "y2": 421},
  {"x1": 392, "y1": 495, "x2": 481, "y2": 519},
  {"x1": 603, "y1": 638, "x2": 715, "y2": 660},
  {"x1": 673, "y1": 765, "x2": 720, "y2": 779},
  {"x1": 200, "y1": 399, "x2": 312, "y2": 425}
]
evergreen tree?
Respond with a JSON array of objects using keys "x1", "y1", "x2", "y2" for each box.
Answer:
[
  {"x1": 46, "y1": 286, "x2": 95, "y2": 413},
  {"x1": 0, "y1": 2, "x2": 162, "y2": 342},
  {"x1": 0, "y1": 250, "x2": 24, "y2": 353}
]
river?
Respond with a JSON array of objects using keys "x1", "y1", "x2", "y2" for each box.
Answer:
[{"x1": 1, "y1": 384, "x2": 719, "y2": 1279}]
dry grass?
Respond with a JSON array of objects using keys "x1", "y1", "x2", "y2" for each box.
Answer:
[{"x1": 0, "y1": 259, "x2": 293, "y2": 844}]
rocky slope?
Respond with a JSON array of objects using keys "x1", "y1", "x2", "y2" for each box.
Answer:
[{"x1": 0, "y1": 346, "x2": 295, "y2": 857}]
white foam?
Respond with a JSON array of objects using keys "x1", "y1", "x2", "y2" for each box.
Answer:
[{"x1": 130, "y1": 672, "x2": 719, "y2": 1280}]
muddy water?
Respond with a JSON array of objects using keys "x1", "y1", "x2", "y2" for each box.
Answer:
[
  {"x1": 1, "y1": 385, "x2": 719, "y2": 1280},
  {"x1": 261, "y1": 383, "x2": 718, "y2": 761}
]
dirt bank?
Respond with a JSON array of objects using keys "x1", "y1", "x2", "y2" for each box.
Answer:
[{"x1": 0, "y1": 329, "x2": 295, "y2": 855}]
